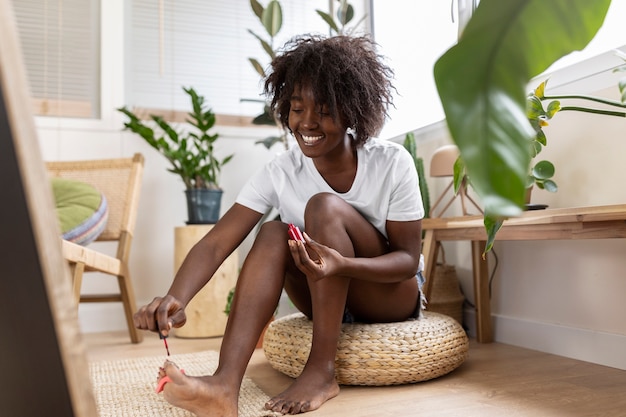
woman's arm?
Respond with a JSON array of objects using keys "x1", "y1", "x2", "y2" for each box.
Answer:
[
  {"x1": 167, "y1": 203, "x2": 263, "y2": 304},
  {"x1": 134, "y1": 203, "x2": 263, "y2": 335},
  {"x1": 292, "y1": 219, "x2": 422, "y2": 284}
]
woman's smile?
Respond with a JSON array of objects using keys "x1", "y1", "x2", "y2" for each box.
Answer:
[{"x1": 300, "y1": 133, "x2": 324, "y2": 146}]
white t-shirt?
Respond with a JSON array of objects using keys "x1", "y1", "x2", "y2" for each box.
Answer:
[{"x1": 236, "y1": 138, "x2": 424, "y2": 239}]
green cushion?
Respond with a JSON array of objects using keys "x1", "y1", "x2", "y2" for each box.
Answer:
[{"x1": 51, "y1": 177, "x2": 109, "y2": 246}]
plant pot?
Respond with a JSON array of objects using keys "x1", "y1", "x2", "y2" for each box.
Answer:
[
  {"x1": 524, "y1": 186, "x2": 548, "y2": 211},
  {"x1": 185, "y1": 188, "x2": 223, "y2": 224}
]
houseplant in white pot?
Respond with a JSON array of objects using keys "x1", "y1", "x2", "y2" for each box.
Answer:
[{"x1": 118, "y1": 86, "x2": 234, "y2": 224}]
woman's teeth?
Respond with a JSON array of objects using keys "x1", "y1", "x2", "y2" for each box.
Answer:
[{"x1": 301, "y1": 135, "x2": 323, "y2": 145}]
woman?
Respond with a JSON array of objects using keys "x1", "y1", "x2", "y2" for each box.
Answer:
[{"x1": 133, "y1": 34, "x2": 424, "y2": 416}]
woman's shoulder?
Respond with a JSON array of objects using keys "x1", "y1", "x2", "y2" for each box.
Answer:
[
  {"x1": 265, "y1": 145, "x2": 306, "y2": 172},
  {"x1": 362, "y1": 138, "x2": 409, "y2": 160}
]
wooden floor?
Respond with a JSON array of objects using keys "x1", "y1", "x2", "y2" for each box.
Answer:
[{"x1": 84, "y1": 330, "x2": 626, "y2": 417}]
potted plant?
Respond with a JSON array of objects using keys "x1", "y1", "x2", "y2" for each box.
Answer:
[
  {"x1": 243, "y1": 0, "x2": 288, "y2": 150},
  {"x1": 245, "y1": 0, "x2": 366, "y2": 150},
  {"x1": 118, "y1": 86, "x2": 234, "y2": 224},
  {"x1": 433, "y1": 0, "x2": 621, "y2": 251},
  {"x1": 402, "y1": 131, "x2": 431, "y2": 219},
  {"x1": 452, "y1": 80, "x2": 562, "y2": 211}
]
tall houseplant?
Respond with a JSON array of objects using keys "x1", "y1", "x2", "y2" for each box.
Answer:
[
  {"x1": 433, "y1": 0, "x2": 616, "y2": 252},
  {"x1": 118, "y1": 87, "x2": 234, "y2": 224},
  {"x1": 403, "y1": 132, "x2": 431, "y2": 219},
  {"x1": 246, "y1": 0, "x2": 366, "y2": 150},
  {"x1": 245, "y1": 0, "x2": 288, "y2": 150}
]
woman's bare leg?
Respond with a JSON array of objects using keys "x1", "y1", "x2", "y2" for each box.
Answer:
[
  {"x1": 266, "y1": 269, "x2": 348, "y2": 414},
  {"x1": 159, "y1": 221, "x2": 290, "y2": 416},
  {"x1": 266, "y1": 193, "x2": 418, "y2": 414}
]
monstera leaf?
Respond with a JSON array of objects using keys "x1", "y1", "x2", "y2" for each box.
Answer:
[
  {"x1": 434, "y1": 0, "x2": 611, "y2": 251},
  {"x1": 435, "y1": 0, "x2": 611, "y2": 217}
]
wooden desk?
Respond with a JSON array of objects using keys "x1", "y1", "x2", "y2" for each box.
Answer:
[{"x1": 421, "y1": 204, "x2": 626, "y2": 343}]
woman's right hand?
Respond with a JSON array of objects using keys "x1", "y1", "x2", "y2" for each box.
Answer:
[{"x1": 133, "y1": 295, "x2": 187, "y2": 337}]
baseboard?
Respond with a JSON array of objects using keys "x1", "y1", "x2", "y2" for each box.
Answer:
[{"x1": 464, "y1": 309, "x2": 626, "y2": 370}]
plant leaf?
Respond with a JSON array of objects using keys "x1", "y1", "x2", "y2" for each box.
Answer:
[
  {"x1": 434, "y1": 0, "x2": 610, "y2": 219},
  {"x1": 248, "y1": 58, "x2": 266, "y2": 78},
  {"x1": 403, "y1": 132, "x2": 417, "y2": 159},
  {"x1": 541, "y1": 179, "x2": 558, "y2": 193},
  {"x1": 247, "y1": 29, "x2": 275, "y2": 59},
  {"x1": 337, "y1": 2, "x2": 354, "y2": 26},
  {"x1": 255, "y1": 135, "x2": 283, "y2": 149},
  {"x1": 546, "y1": 100, "x2": 561, "y2": 118},
  {"x1": 619, "y1": 79, "x2": 626, "y2": 103},
  {"x1": 453, "y1": 157, "x2": 465, "y2": 194},
  {"x1": 484, "y1": 216, "x2": 503, "y2": 254},
  {"x1": 532, "y1": 160, "x2": 554, "y2": 180},
  {"x1": 252, "y1": 106, "x2": 277, "y2": 126},
  {"x1": 262, "y1": 0, "x2": 282, "y2": 37},
  {"x1": 250, "y1": 0, "x2": 263, "y2": 20},
  {"x1": 316, "y1": 10, "x2": 339, "y2": 34}
]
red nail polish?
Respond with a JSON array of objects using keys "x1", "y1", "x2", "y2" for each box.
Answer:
[{"x1": 288, "y1": 224, "x2": 305, "y2": 242}]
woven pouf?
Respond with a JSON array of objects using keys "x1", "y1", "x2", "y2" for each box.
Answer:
[{"x1": 263, "y1": 311, "x2": 469, "y2": 386}]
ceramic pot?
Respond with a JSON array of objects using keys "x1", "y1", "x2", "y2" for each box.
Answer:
[{"x1": 185, "y1": 188, "x2": 223, "y2": 224}]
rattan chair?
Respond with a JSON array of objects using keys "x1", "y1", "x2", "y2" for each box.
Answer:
[{"x1": 46, "y1": 153, "x2": 145, "y2": 343}]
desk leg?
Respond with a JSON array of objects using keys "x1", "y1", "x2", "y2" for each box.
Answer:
[
  {"x1": 421, "y1": 230, "x2": 439, "y2": 300},
  {"x1": 471, "y1": 240, "x2": 493, "y2": 343}
]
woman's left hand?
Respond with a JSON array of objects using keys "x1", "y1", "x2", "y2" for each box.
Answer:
[{"x1": 288, "y1": 233, "x2": 343, "y2": 282}]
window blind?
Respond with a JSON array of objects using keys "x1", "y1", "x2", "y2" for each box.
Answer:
[
  {"x1": 126, "y1": 0, "x2": 337, "y2": 119},
  {"x1": 12, "y1": 0, "x2": 100, "y2": 118}
]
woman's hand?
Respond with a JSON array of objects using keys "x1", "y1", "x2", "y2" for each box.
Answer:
[
  {"x1": 133, "y1": 295, "x2": 187, "y2": 337},
  {"x1": 289, "y1": 233, "x2": 345, "y2": 282}
]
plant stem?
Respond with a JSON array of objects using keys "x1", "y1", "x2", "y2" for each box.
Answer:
[
  {"x1": 559, "y1": 106, "x2": 626, "y2": 117},
  {"x1": 542, "y1": 94, "x2": 626, "y2": 108}
]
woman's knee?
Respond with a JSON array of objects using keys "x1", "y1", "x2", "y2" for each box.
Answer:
[
  {"x1": 304, "y1": 193, "x2": 353, "y2": 223},
  {"x1": 251, "y1": 220, "x2": 291, "y2": 251},
  {"x1": 304, "y1": 193, "x2": 385, "y2": 254},
  {"x1": 257, "y1": 219, "x2": 288, "y2": 238}
]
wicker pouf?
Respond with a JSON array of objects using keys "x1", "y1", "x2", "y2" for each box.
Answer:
[{"x1": 263, "y1": 311, "x2": 469, "y2": 386}]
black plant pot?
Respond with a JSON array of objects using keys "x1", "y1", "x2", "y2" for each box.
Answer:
[{"x1": 185, "y1": 189, "x2": 223, "y2": 224}]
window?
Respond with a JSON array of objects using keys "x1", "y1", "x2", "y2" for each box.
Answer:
[
  {"x1": 125, "y1": 0, "x2": 348, "y2": 124},
  {"x1": 370, "y1": 0, "x2": 459, "y2": 139},
  {"x1": 12, "y1": 0, "x2": 101, "y2": 119}
]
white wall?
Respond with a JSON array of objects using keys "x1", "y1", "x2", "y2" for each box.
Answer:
[
  {"x1": 32, "y1": 1, "x2": 626, "y2": 371},
  {"x1": 487, "y1": 81, "x2": 626, "y2": 370}
]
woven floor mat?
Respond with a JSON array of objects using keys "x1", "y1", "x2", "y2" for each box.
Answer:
[{"x1": 89, "y1": 350, "x2": 281, "y2": 417}]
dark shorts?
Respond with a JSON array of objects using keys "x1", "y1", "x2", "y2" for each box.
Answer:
[{"x1": 342, "y1": 271, "x2": 426, "y2": 324}]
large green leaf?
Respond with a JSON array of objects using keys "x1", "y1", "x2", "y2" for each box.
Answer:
[{"x1": 434, "y1": 0, "x2": 610, "y2": 219}]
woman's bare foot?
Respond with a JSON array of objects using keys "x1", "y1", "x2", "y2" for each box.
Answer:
[
  {"x1": 157, "y1": 361, "x2": 238, "y2": 417},
  {"x1": 265, "y1": 368, "x2": 340, "y2": 414}
]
